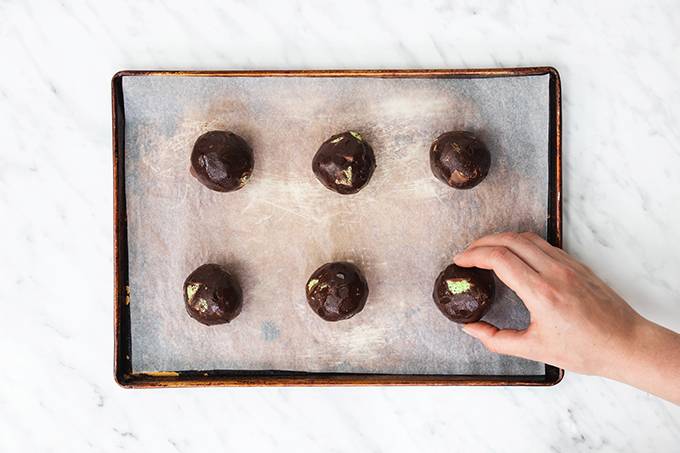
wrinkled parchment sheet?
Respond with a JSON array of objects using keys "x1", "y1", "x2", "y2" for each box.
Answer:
[{"x1": 124, "y1": 75, "x2": 549, "y2": 375}]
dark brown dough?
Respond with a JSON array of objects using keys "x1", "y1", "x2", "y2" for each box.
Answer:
[
  {"x1": 305, "y1": 262, "x2": 369, "y2": 321},
  {"x1": 312, "y1": 131, "x2": 376, "y2": 194},
  {"x1": 183, "y1": 264, "x2": 243, "y2": 325},
  {"x1": 432, "y1": 263, "x2": 495, "y2": 323},
  {"x1": 430, "y1": 131, "x2": 490, "y2": 189},
  {"x1": 190, "y1": 130, "x2": 254, "y2": 192}
]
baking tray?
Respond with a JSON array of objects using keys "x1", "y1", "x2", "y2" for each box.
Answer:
[{"x1": 113, "y1": 68, "x2": 562, "y2": 388}]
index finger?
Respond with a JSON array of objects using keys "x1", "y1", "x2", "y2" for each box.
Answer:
[{"x1": 454, "y1": 245, "x2": 541, "y2": 305}]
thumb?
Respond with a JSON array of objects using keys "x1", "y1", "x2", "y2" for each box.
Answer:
[{"x1": 462, "y1": 322, "x2": 529, "y2": 357}]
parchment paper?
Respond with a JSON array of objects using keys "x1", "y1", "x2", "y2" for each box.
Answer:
[{"x1": 123, "y1": 74, "x2": 549, "y2": 375}]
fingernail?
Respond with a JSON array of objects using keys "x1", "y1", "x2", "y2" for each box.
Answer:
[{"x1": 461, "y1": 326, "x2": 475, "y2": 337}]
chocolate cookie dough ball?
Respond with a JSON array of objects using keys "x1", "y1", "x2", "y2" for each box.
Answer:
[
  {"x1": 183, "y1": 264, "x2": 243, "y2": 325},
  {"x1": 190, "y1": 130, "x2": 254, "y2": 192},
  {"x1": 432, "y1": 263, "x2": 495, "y2": 323},
  {"x1": 312, "y1": 131, "x2": 376, "y2": 194},
  {"x1": 430, "y1": 131, "x2": 490, "y2": 189},
  {"x1": 305, "y1": 262, "x2": 369, "y2": 321}
]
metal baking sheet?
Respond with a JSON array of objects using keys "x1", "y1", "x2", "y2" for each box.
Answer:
[{"x1": 113, "y1": 69, "x2": 562, "y2": 387}]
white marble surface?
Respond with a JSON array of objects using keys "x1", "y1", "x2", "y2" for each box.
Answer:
[{"x1": 1, "y1": 0, "x2": 679, "y2": 451}]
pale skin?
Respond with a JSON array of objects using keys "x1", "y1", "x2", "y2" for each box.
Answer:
[{"x1": 454, "y1": 232, "x2": 680, "y2": 405}]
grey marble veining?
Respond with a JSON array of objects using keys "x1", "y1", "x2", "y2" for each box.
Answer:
[{"x1": 0, "y1": 0, "x2": 679, "y2": 451}]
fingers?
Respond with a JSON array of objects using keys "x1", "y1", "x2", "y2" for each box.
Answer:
[
  {"x1": 454, "y1": 245, "x2": 540, "y2": 303},
  {"x1": 462, "y1": 322, "x2": 531, "y2": 358},
  {"x1": 467, "y1": 232, "x2": 556, "y2": 273},
  {"x1": 518, "y1": 232, "x2": 571, "y2": 262},
  {"x1": 518, "y1": 232, "x2": 592, "y2": 274}
]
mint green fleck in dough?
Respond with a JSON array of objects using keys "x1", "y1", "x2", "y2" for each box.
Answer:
[
  {"x1": 446, "y1": 279, "x2": 471, "y2": 294},
  {"x1": 349, "y1": 131, "x2": 363, "y2": 141},
  {"x1": 307, "y1": 278, "x2": 319, "y2": 291},
  {"x1": 196, "y1": 298, "x2": 209, "y2": 313},
  {"x1": 335, "y1": 166, "x2": 353, "y2": 186},
  {"x1": 330, "y1": 136, "x2": 344, "y2": 144},
  {"x1": 186, "y1": 283, "x2": 200, "y2": 301}
]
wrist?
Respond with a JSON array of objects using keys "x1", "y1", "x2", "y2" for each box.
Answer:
[
  {"x1": 596, "y1": 314, "x2": 654, "y2": 381},
  {"x1": 602, "y1": 316, "x2": 680, "y2": 404}
]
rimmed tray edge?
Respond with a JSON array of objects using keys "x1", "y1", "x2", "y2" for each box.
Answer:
[{"x1": 112, "y1": 67, "x2": 563, "y2": 388}]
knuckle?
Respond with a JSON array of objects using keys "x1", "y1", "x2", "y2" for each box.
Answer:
[
  {"x1": 489, "y1": 246, "x2": 512, "y2": 264},
  {"x1": 483, "y1": 340, "x2": 498, "y2": 353},
  {"x1": 564, "y1": 266, "x2": 579, "y2": 279},
  {"x1": 555, "y1": 265, "x2": 577, "y2": 281},
  {"x1": 520, "y1": 231, "x2": 541, "y2": 242},
  {"x1": 499, "y1": 232, "x2": 521, "y2": 243},
  {"x1": 534, "y1": 279, "x2": 559, "y2": 303}
]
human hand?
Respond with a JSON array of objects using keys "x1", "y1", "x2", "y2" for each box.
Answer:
[
  {"x1": 455, "y1": 232, "x2": 680, "y2": 404},
  {"x1": 453, "y1": 232, "x2": 645, "y2": 377}
]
